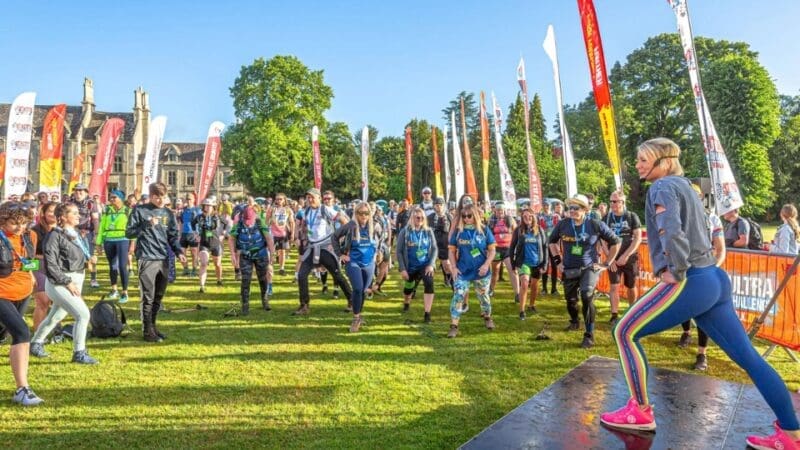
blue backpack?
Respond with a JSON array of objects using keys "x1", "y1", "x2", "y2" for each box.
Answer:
[{"x1": 236, "y1": 217, "x2": 268, "y2": 260}]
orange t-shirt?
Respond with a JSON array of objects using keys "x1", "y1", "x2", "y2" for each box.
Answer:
[{"x1": 0, "y1": 232, "x2": 36, "y2": 301}]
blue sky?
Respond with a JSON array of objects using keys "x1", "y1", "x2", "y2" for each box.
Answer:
[{"x1": 1, "y1": 0, "x2": 798, "y2": 142}]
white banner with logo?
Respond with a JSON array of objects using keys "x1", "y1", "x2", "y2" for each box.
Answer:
[{"x1": 3, "y1": 92, "x2": 36, "y2": 200}]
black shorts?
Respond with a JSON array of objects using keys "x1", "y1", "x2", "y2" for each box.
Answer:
[
  {"x1": 403, "y1": 269, "x2": 435, "y2": 295},
  {"x1": 180, "y1": 232, "x2": 200, "y2": 248},
  {"x1": 493, "y1": 247, "x2": 509, "y2": 261},
  {"x1": 608, "y1": 255, "x2": 639, "y2": 289},
  {"x1": 274, "y1": 235, "x2": 290, "y2": 250}
]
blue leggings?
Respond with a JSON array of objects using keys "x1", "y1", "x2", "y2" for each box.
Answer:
[
  {"x1": 345, "y1": 261, "x2": 375, "y2": 315},
  {"x1": 613, "y1": 265, "x2": 799, "y2": 430},
  {"x1": 104, "y1": 240, "x2": 130, "y2": 290}
]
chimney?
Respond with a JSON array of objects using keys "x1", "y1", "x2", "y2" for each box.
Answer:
[{"x1": 81, "y1": 78, "x2": 95, "y2": 127}]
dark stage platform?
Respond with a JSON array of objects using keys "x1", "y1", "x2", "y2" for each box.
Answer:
[{"x1": 461, "y1": 356, "x2": 800, "y2": 450}]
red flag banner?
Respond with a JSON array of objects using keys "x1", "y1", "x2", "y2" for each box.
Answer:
[
  {"x1": 405, "y1": 126, "x2": 413, "y2": 203},
  {"x1": 312, "y1": 125, "x2": 322, "y2": 190},
  {"x1": 516, "y1": 58, "x2": 544, "y2": 212},
  {"x1": 39, "y1": 104, "x2": 67, "y2": 200},
  {"x1": 479, "y1": 92, "x2": 491, "y2": 205},
  {"x1": 460, "y1": 97, "x2": 479, "y2": 201},
  {"x1": 578, "y1": 0, "x2": 622, "y2": 189},
  {"x1": 88, "y1": 118, "x2": 125, "y2": 204},
  {"x1": 196, "y1": 121, "x2": 225, "y2": 203}
]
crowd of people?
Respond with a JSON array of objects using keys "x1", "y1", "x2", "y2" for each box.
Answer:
[{"x1": 1, "y1": 137, "x2": 799, "y2": 448}]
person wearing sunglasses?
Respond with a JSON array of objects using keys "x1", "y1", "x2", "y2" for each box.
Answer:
[
  {"x1": 510, "y1": 207, "x2": 548, "y2": 319},
  {"x1": 601, "y1": 190, "x2": 642, "y2": 327},
  {"x1": 333, "y1": 202, "x2": 378, "y2": 332},
  {"x1": 601, "y1": 138, "x2": 800, "y2": 450},
  {"x1": 447, "y1": 204, "x2": 497, "y2": 338},
  {"x1": 548, "y1": 193, "x2": 620, "y2": 349},
  {"x1": 395, "y1": 206, "x2": 437, "y2": 323}
]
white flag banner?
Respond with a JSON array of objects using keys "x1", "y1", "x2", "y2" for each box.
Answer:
[
  {"x1": 443, "y1": 126, "x2": 452, "y2": 202},
  {"x1": 491, "y1": 92, "x2": 517, "y2": 211},
  {"x1": 543, "y1": 25, "x2": 578, "y2": 198},
  {"x1": 361, "y1": 126, "x2": 369, "y2": 202},
  {"x1": 669, "y1": 0, "x2": 742, "y2": 215},
  {"x1": 451, "y1": 111, "x2": 465, "y2": 202},
  {"x1": 141, "y1": 115, "x2": 167, "y2": 194},
  {"x1": 3, "y1": 92, "x2": 36, "y2": 200}
]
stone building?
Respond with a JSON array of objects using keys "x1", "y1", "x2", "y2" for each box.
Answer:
[{"x1": 0, "y1": 78, "x2": 244, "y2": 201}]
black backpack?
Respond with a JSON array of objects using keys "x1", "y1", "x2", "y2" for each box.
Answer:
[
  {"x1": 738, "y1": 217, "x2": 764, "y2": 250},
  {"x1": 90, "y1": 298, "x2": 128, "y2": 338}
]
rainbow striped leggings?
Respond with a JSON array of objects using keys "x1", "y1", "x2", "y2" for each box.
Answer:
[{"x1": 613, "y1": 265, "x2": 799, "y2": 430}]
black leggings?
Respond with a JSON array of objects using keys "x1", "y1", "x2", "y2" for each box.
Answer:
[
  {"x1": 0, "y1": 298, "x2": 31, "y2": 345},
  {"x1": 682, "y1": 320, "x2": 709, "y2": 347}
]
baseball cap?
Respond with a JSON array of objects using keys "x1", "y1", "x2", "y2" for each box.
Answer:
[
  {"x1": 434, "y1": 196, "x2": 445, "y2": 205},
  {"x1": 73, "y1": 184, "x2": 88, "y2": 192},
  {"x1": 306, "y1": 188, "x2": 321, "y2": 197},
  {"x1": 421, "y1": 186, "x2": 432, "y2": 194}
]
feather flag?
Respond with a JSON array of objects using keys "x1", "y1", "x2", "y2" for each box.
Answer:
[
  {"x1": 196, "y1": 121, "x2": 225, "y2": 203},
  {"x1": 516, "y1": 58, "x2": 544, "y2": 212},
  {"x1": 491, "y1": 92, "x2": 517, "y2": 212},
  {"x1": 668, "y1": 0, "x2": 742, "y2": 215},
  {"x1": 431, "y1": 126, "x2": 444, "y2": 198},
  {"x1": 405, "y1": 127, "x2": 414, "y2": 203},
  {"x1": 479, "y1": 92, "x2": 492, "y2": 205},
  {"x1": 361, "y1": 126, "x2": 369, "y2": 202},
  {"x1": 312, "y1": 126, "x2": 322, "y2": 190},
  {"x1": 450, "y1": 112, "x2": 465, "y2": 202},
  {"x1": 39, "y1": 104, "x2": 67, "y2": 201},
  {"x1": 141, "y1": 116, "x2": 167, "y2": 193},
  {"x1": 459, "y1": 97, "x2": 479, "y2": 200},
  {"x1": 88, "y1": 118, "x2": 125, "y2": 204},
  {"x1": 443, "y1": 126, "x2": 452, "y2": 202},
  {"x1": 3, "y1": 92, "x2": 36, "y2": 200},
  {"x1": 578, "y1": 0, "x2": 622, "y2": 190},
  {"x1": 543, "y1": 26, "x2": 578, "y2": 198}
]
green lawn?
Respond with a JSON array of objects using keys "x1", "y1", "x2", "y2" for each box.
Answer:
[{"x1": 2, "y1": 254, "x2": 799, "y2": 449}]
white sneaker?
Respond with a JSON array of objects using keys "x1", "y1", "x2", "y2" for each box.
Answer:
[
  {"x1": 90, "y1": 280, "x2": 100, "y2": 288},
  {"x1": 12, "y1": 387, "x2": 43, "y2": 406}
]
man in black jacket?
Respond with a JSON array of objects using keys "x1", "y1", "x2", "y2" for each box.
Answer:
[{"x1": 126, "y1": 183, "x2": 186, "y2": 342}]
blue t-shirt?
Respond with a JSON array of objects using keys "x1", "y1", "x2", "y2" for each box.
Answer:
[
  {"x1": 180, "y1": 207, "x2": 201, "y2": 234},
  {"x1": 548, "y1": 218, "x2": 618, "y2": 269},
  {"x1": 449, "y1": 226, "x2": 496, "y2": 281},
  {"x1": 523, "y1": 232, "x2": 541, "y2": 267},
  {"x1": 405, "y1": 229, "x2": 434, "y2": 273},
  {"x1": 350, "y1": 226, "x2": 377, "y2": 267}
]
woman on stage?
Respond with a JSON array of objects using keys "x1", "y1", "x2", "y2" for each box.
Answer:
[{"x1": 600, "y1": 137, "x2": 799, "y2": 450}]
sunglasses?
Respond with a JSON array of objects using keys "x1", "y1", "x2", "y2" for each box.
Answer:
[
  {"x1": 323, "y1": 197, "x2": 333, "y2": 201},
  {"x1": 568, "y1": 205, "x2": 582, "y2": 211},
  {"x1": 357, "y1": 211, "x2": 370, "y2": 216},
  {"x1": 414, "y1": 216, "x2": 425, "y2": 220},
  {"x1": 462, "y1": 214, "x2": 473, "y2": 219},
  {"x1": 610, "y1": 200, "x2": 623, "y2": 204}
]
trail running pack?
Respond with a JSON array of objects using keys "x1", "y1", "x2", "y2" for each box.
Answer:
[
  {"x1": 236, "y1": 217, "x2": 268, "y2": 260},
  {"x1": 739, "y1": 217, "x2": 764, "y2": 250}
]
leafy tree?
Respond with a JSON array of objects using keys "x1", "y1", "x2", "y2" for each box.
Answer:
[
  {"x1": 770, "y1": 114, "x2": 800, "y2": 211},
  {"x1": 780, "y1": 94, "x2": 800, "y2": 125},
  {"x1": 371, "y1": 136, "x2": 406, "y2": 201},
  {"x1": 576, "y1": 159, "x2": 615, "y2": 202},
  {"x1": 223, "y1": 56, "x2": 335, "y2": 197}
]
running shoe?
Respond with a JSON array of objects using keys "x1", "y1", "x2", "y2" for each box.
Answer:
[
  {"x1": 12, "y1": 387, "x2": 43, "y2": 406},
  {"x1": 90, "y1": 279, "x2": 100, "y2": 289},
  {"x1": 600, "y1": 397, "x2": 656, "y2": 431},
  {"x1": 694, "y1": 354, "x2": 708, "y2": 371},
  {"x1": 29, "y1": 343, "x2": 49, "y2": 358},
  {"x1": 72, "y1": 350, "x2": 99, "y2": 365},
  {"x1": 107, "y1": 290, "x2": 120, "y2": 300},
  {"x1": 678, "y1": 332, "x2": 692, "y2": 348},
  {"x1": 447, "y1": 324, "x2": 458, "y2": 338},
  {"x1": 118, "y1": 294, "x2": 129, "y2": 304},
  {"x1": 746, "y1": 421, "x2": 800, "y2": 450}
]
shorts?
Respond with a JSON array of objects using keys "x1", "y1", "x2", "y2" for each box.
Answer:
[
  {"x1": 33, "y1": 268, "x2": 47, "y2": 293},
  {"x1": 180, "y1": 232, "x2": 200, "y2": 248},
  {"x1": 493, "y1": 247, "x2": 509, "y2": 261},
  {"x1": 377, "y1": 243, "x2": 390, "y2": 264},
  {"x1": 608, "y1": 254, "x2": 639, "y2": 289},
  {"x1": 200, "y1": 244, "x2": 222, "y2": 257},
  {"x1": 403, "y1": 268, "x2": 434, "y2": 295},
  {"x1": 518, "y1": 264, "x2": 542, "y2": 279},
  {"x1": 274, "y1": 235, "x2": 290, "y2": 250}
]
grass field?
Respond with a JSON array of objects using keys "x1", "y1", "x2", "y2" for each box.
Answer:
[{"x1": 2, "y1": 249, "x2": 798, "y2": 449}]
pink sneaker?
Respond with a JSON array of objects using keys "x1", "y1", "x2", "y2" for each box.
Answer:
[
  {"x1": 600, "y1": 397, "x2": 656, "y2": 431},
  {"x1": 746, "y1": 421, "x2": 800, "y2": 450}
]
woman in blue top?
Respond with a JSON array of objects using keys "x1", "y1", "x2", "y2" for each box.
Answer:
[
  {"x1": 447, "y1": 204, "x2": 496, "y2": 338},
  {"x1": 510, "y1": 207, "x2": 548, "y2": 320},
  {"x1": 601, "y1": 138, "x2": 800, "y2": 450},
  {"x1": 395, "y1": 206, "x2": 438, "y2": 324},
  {"x1": 333, "y1": 202, "x2": 378, "y2": 333}
]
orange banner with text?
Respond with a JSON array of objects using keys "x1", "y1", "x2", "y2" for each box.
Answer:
[{"x1": 597, "y1": 243, "x2": 800, "y2": 350}]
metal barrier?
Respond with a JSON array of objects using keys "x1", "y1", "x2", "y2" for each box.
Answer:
[{"x1": 596, "y1": 242, "x2": 800, "y2": 351}]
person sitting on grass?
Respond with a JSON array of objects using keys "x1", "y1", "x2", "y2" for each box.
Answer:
[{"x1": 447, "y1": 203, "x2": 497, "y2": 338}]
